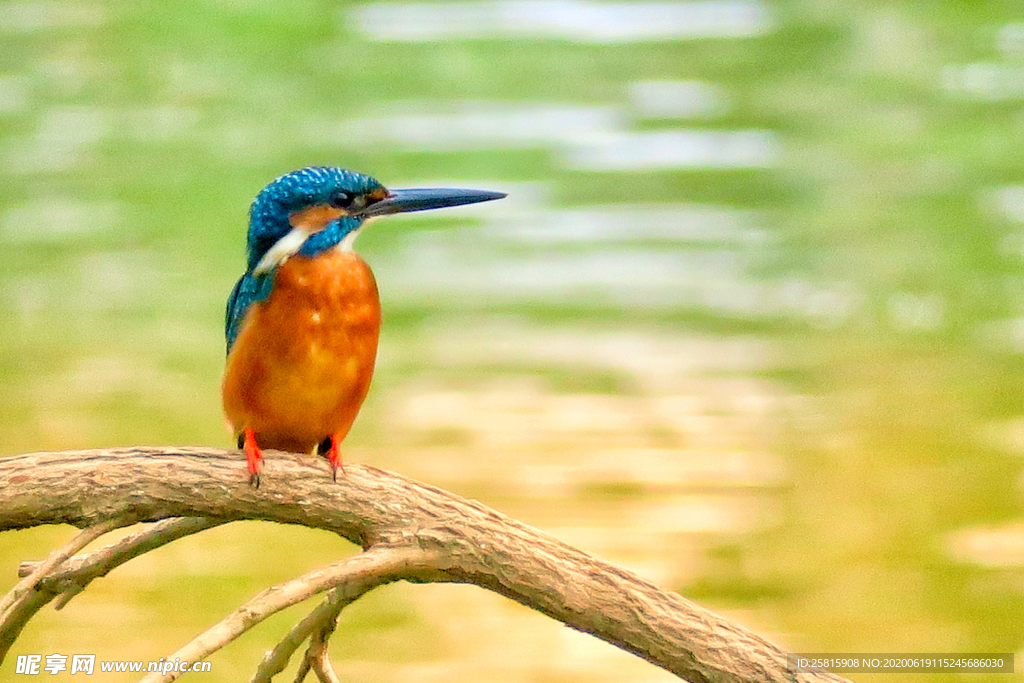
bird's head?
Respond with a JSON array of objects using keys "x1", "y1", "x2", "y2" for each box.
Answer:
[{"x1": 246, "y1": 166, "x2": 505, "y2": 275}]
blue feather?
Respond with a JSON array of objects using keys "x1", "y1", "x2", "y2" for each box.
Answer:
[
  {"x1": 225, "y1": 271, "x2": 275, "y2": 352},
  {"x1": 245, "y1": 167, "x2": 382, "y2": 271},
  {"x1": 224, "y1": 166, "x2": 385, "y2": 353}
]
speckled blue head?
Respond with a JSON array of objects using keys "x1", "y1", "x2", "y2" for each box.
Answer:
[
  {"x1": 225, "y1": 166, "x2": 507, "y2": 352},
  {"x1": 247, "y1": 166, "x2": 384, "y2": 270}
]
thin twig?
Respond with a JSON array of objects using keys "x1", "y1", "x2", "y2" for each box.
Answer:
[
  {"x1": 308, "y1": 644, "x2": 341, "y2": 683},
  {"x1": 18, "y1": 518, "x2": 223, "y2": 608},
  {"x1": 254, "y1": 587, "x2": 350, "y2": 683},
  {"x1": 142, "y1": 545, "x2": 430, "y2": 683},
  {"x1": 0, "y1": 516, "x2": 134, "y2": 658},
  {"x1": 300, "y1": 602, "x2": 342, "y2": 683},
  {"x1": 258, "y1": 583, "x2": 364, "y2": 683},
  {"x1": 283, "y1": 589, "x2": 345, "y2": 683}
]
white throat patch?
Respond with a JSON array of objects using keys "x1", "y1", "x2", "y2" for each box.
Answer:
[
  {"x1": 253, "y1": 228, "x2": 307, "y2": 276},
  {"x1": 338, "y1": 227, "x2": 361, "y2": 252}
]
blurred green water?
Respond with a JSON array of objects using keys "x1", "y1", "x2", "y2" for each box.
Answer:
[{"x1": 2, "y1": 1, "x2": 1024, "y2": 681}]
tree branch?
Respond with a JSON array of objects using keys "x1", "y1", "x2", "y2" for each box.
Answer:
[
  {"x1": 253, "y1": 585, "x2": 357, "y2": 683},
  {"x1": 139, "y1": 546, "x2": 425, "y2": 683},
  {"x1": 0, "y1": 515, "x2": 135, "y2": 657},
  {"x1": 17, "y1": 517, "x2": 224, "y2": 607},
  {"x1": 0, "y1": 447, "x2": 850, "y2": 683}
]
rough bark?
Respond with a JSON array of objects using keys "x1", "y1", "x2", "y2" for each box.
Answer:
[{"x1": 0, "y1": 447, "x2": 848, "y2": 683}]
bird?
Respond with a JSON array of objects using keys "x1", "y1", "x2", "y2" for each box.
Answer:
[{"x1": 222, "y1": 166, "x2": 506, "y2": 486}]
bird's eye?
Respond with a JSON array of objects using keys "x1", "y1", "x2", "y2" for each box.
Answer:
[{"x1": 328, "y1": 192, "x2": 354, "y2": 210}]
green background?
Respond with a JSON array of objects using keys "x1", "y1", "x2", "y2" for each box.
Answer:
[{"x1": 2, "y1": 1, "x2": 1024, "y2": 681}]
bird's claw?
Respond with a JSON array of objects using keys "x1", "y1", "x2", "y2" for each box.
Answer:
[
  {"x1": 318, "y1": 435, "x2": 345, "y2": 481},
  {"x1": 242, "y1": 427, "x2": 263, "y2": 488}
]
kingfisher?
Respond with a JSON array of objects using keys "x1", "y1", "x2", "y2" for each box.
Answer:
[{"x1": 222, "y1": 166, "x2": 505, "y2": 486}]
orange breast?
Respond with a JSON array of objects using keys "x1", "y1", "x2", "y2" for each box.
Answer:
[{"x1": 221, "y1": 250, "x2": 381, "y2": 453}]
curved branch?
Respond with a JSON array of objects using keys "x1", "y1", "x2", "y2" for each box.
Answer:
[
  {"x1": 0, "y1": 447, "x2": 849, "y2": 683},
  {"x1": 297, "y1": 619, "x2": 342, "y2": 683},
  {"x1": 253, "y1": 586, "x2": 353, "y2": 683},
  {"x1": 139, "y1": 546, "x2": 426, "y2": 683},
  {"x1": 18, "y1": 517, "x2": 224, "y2": 605},
  {"x1": 0, "y1": 515, "x2": 135, "y2": 656}
]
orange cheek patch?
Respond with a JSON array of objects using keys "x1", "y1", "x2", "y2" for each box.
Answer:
[{"x1": 289, "y1": 204, "x2": 347, "y2": 232}]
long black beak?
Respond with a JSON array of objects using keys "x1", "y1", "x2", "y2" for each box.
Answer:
[{"x1": 358, "y1": 187, "x2": 506, "y2": 217}]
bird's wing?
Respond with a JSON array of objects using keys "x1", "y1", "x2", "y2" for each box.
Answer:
[
  {"x1": 225, "y1": 272, "x2": 274, "y2": 353},
  {"x1": 225, "y1": 275, "x2": 251, "y2": 353}
]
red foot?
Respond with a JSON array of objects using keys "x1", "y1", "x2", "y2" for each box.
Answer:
[
  {"x1": 242, "y1": 428, "x2": 263, "y2": 488},
  {"x1": 322, "y1": 435, "x2": 345, "y2": 481}
]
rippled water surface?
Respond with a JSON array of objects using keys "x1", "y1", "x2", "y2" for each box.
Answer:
[{"x1": 2, "y1": 2, "x2": 1024, "y2": 681}]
